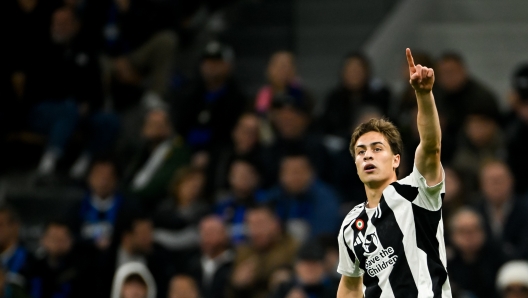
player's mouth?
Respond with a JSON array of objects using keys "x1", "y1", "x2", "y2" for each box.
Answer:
[{"x1": 364, "y1": 164, "x2": 376, "y2": 173}]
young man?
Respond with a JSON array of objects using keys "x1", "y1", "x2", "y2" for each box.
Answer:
[{"x1": 337, "y1": 49, "x2": 451, "y2": 297}]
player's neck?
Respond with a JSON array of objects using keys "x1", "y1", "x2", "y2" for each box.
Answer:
[{"x1": 364, "y1": 177, "x2": 397, "y2": 208}]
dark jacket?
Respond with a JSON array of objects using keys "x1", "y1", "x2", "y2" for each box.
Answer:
[
  {"x1": 123, "y1": 136, "x2": 191, "y2": 211},
  {"x1": 447, "y1": 242, "x2": 506, "y2": 298},
  {"x1": 173, "y1": 79, "x2": 247, "y2": 152},
  {"x1": 23, "y1": 248, "x2": 95, "y2": 298},
  {"x1": 187, "y1": 250, "x2": 234, "y2": 298},
  {"x1": 475, "y1": 197, "x2": 528, "y2": 259}
]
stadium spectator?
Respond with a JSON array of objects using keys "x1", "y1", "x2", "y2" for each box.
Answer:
[
  {"x1": 151, "y1": 168, "x2": 209, "y2": 265},
  {"x1": 229, "y1": 206, "x2": 298, "y2": 298},
  {"x1": 23, "y1": 221, "x2": 93, "y2": 298},
  {"x1": 448, "y1": 208, "x2": 506, "y2": 298},
  {"x1": 261, "y1": 94, "x2": 331, "y2": 187},
  {"x1": 72, "y1": 158, "x2": 134, "y2": 252},
  {"x1": 506, "y1": 64, "x2": 528, "y2": 195},
  {"x1": 207, "y1": 113, "x2": 263, "y2": 193},
  {"x1": 187, "y1": 216, "x2": 234, "y2": 298},
  {"x1": 474, "y1": 161, "x2": 528, "y2": 259},
  {"x1": 4, "y1": 0, "x2": 60, "y2": 139},
  {"x1": 0, "y1": 206, "x2": 29, "y2": 289},
  {"x1": 111, "y1": 262, "x2": 157, "y2": 298},
  {"x1": 99, "y1": 216, "x2": 173, "y2": 298},
  {"x1": 436, "y1": 52, "x2": 501, "y2": 137},
  {"x1": 123, "y1": 109, "x2": 190, "y2": 211},
  {"x1": 271, "y1": 241, "x2": 338, "y2": 298},
  {"x1": 254, "y1": 51, "x2": 311, "y2": 117},
  {"x1": 173, "y1": 41, "x2": 247, "y2": 154},
  {"x1": 319, "y1": 52, "x2": 391, "y2": 138},
  {"x1": 215, "y1": 159, "x2": 265, "y2": 244},
  {"x1": 442, "y1": 167, "x2": 469, "y2": 240},
  {"x1": 451, "y1": 105, "x2": 506, "y2": 192},
  {"x1": 168, "y1": 275, "x2": 200, "y2": 298},
  {"x1": 496, "y1": 261, "x2": 528, "y2": 298},
  {"x1": 23, "y1": 7, "x2": 119, "y2": 178},
  {"x1": 264, "y1": 154, "x2": 340, "y2": 242},
  {"x1": 100, "y1": 0, "x2": 179, "y2": 111}
]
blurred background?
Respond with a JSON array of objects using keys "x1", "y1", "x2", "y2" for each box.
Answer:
[{"x1": 1, "y1": 0, "x2": 528, "y2": 297}]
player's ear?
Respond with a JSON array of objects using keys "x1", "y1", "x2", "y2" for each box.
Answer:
[{"x1": 393, "y1": 154, "x2": 400, "y2": 169}]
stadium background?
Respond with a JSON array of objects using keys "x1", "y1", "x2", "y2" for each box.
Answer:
[{"x1": 1, "y1": 0, "x2": 527, "y2": 297}]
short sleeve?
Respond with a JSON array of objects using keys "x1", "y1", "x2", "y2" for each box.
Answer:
[
  {"x1": 337, "y1": 223, "x2": 364, "y2": 277},
  {"x1": 401, "y1": 164, "x2": 445, "y2": 211}
]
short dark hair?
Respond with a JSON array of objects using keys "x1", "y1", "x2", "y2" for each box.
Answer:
[
  {"x1": 88, "y1": 156, "x2": 120, "y2": 178},
  {"x1": 43, "y1": 219, "x2": 71, "y2": 236},
  {"x1": 439, "y1": 52, "x2": 465, "y2": 66},
  {"x1": 124, "y1": 273, "x2": 147, "y2": 287},
  {"x1": 349, "y1": 118, "x2": 403, "y2": 176},
  {"x1": 0, "y1": 205, "x2": 21, "y2": 224}
]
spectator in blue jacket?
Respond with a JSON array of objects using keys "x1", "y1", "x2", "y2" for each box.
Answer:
[
  {"x1": 0, "y1": 206, "x2": 29, "y2": 290},
  {"x1": 215, "y1": 158, "x2": 266, "y2": 245},
  {"x1": 263, "y1": 154, "x2": 341, "y2": 243}
]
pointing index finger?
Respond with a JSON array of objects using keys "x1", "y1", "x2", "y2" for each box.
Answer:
[{"x1": 406, "y1": 48, "x2": 415, "y2": 71}]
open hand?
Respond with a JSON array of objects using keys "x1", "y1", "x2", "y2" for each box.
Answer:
[{"x1": 407, "y1": 48, "x2": 434, "y2": 93}]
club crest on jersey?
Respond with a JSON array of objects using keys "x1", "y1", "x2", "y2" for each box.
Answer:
[{"x1": 355, "y1": 219, "x2": 365, "y2": 230}]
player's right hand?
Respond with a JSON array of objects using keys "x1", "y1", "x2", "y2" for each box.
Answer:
[{"x1": 406, "y1": 48, "x2": 434, "y2": 94}]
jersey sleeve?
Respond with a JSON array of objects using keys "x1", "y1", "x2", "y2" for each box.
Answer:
[
  {"x1": 337, "y1": 222, "x2": 364, "y2": 277},
  {"x1": 402, "y1": 164, "x2": 445, "y2": 211}
]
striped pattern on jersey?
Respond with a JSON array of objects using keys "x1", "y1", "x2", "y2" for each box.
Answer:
[{"x1": 337, "y1": 165, "x2": 452, "y2": 298}]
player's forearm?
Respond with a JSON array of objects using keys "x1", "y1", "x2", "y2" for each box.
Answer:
[
  {"x1": 415, "y1": 90, "x2": 441, "y2": 152},
  {"x1": 337, "y1": 276, "x2": 363, "y2": 298}
]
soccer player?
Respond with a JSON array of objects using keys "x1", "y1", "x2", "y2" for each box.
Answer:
[{"x1": 336, "y1": 49, "x2": 451, "y2": 298}]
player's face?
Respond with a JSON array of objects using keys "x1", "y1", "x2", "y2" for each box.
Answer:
[{"x1": 354, "y1": 132, "x2": 400, "y2": 186}]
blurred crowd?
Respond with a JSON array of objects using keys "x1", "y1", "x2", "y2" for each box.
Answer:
[{"x1": 1, "y1": 0, "x2": 528, "y2": 298}]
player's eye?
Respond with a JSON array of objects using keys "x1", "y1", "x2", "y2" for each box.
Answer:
[
  {"x1": 357, "y1": 150, "x2": 365, "y2": 155},
  {"x1": 374, "y1": 147, "x2": 382, "y2": 152}
]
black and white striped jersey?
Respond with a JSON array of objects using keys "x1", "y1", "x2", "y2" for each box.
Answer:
[{"x1": 337, "y1": 165, "x2": 452, "y2": 298}]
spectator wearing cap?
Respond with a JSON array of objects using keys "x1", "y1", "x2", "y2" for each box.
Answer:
[
  {"x1": 496, "y1": 261, "x2": 528, "y2": 298},
  {"x1": 254, "y1": 51, "x2": 312, "y2": 117},
  {"x1": 261, "y1": 93, "x2": 332, "y2": 187},
  {"x1": 229, "y1": 206, "x2": 298, "y2": 298},
  {"x1": 319, "y1": 52, "x2": 391, "y2": 139},
  {"x1": 263, "y1": 154, "x2": 341, "y2": 243},
  {"x1": 447, "y1": 208, "x2": 506, "y2": 298},
  {"x1": 474, "y1": 161, "x2": 528, "y2": 259},
  {"x1": 435, "y1": 52, "x2": 501, "y2": 138},
  {"x1": 506, "y1": 64, "x2": 528, "y2": 195},
  {"x1": 270, "y1": 241, "x2": 339, "y2": 298},
  {"x1": 173, "y1": 41, "x2": 247, "y2": 157},
  {"x1": 122, "y1": 109, "x2": 190, "y2": 211},
  {"x1": 215, "y1": 159, "x2": 266, "y2": 245}
]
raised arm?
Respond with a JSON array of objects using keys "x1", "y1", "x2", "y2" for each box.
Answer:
[{"x1": 406, "y1": 48, "x2": 442, "y2": 185}]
